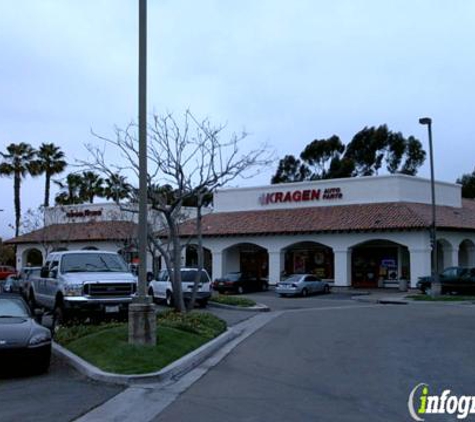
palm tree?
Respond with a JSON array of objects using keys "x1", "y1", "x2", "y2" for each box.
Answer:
[
  {"x1": 34, "y1": 143, "x2": 67, "y2": 208},
  {"x1": 103, "y1": 173, "x2": 132, "y2": 204},
  {"x1": 79, "y1": 171, "x2": 104, "y2": 203},
  {"x1": 0, "y1": 143, "x2": 39, "y2": 236},
  {"x1": 54, "y1": 173, "x2": 84, "y2": 205}
]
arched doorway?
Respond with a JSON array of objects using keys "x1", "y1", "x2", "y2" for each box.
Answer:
[
  {"x1": 351, "y1": 239, "x2": 410, "y2": 288},
  {"x1": 282, "y1": 241, "x2": 334, "y2": 279},
  {"x1": 459, "y1": 239, "x2": 475, "y2": 267},
  {"x1": 222, "y1": 243, "x2": 268, "y2": 280},
  {"x1": 185, "y1": 245, "x2": 213, "y2": 277},
  {"x1": 22, "y1": 248, "x2": 43, "y2": 267}
]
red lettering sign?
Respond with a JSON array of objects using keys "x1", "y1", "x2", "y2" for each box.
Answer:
[{"x1": 258, "y1": 188, "x2": 341, "y2": 206}]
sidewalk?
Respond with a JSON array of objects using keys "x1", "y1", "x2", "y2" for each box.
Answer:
[{"x1": 350, "y1": 289, "x2": 411, "y2": 304}]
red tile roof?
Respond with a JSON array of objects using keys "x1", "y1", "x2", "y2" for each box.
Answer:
[
  {"x1": 175, "y1": 200, "x2": 475, "y2": 237},
  {"x1": 5, "y1": 221, "x2": 138, "y2": 245}
]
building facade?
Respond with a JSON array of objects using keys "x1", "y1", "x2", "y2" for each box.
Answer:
[{"x1": 177, "y1": 175, "x2": 475, "y2": 288}]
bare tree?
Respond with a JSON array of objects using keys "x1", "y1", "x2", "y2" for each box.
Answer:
[{"x1": 83, "y1": 111, "x2": 273, "y2": 312}]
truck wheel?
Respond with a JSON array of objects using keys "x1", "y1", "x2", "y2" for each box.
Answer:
[
  {"x1": 166, "y1": 291, "x2": 174, "y2": 307},
  {"x1": 198, "y1": 299, "x2": 208, "y2": 308},
  {"x1": 52, "y1": 302, "x2": 69, "y2": 334}
]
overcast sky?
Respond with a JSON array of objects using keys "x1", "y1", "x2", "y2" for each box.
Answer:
[{"x1": 1, "y1": 0, "x2": 475, "y2": 239}]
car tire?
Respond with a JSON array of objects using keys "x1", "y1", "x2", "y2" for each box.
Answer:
[
  {"x1": 148, "y1": 287, "x2": 157, "y2": 303},
  {"x1": 166, "y1": 291, "x2": 174, "y2": 307},
  {"x1": 237, "y1": 286, "x2": 244, "y2": 295},
  {"x1": 28, "y1": 289, "x2": 37, "y2": 311},
  {"x1": 301, "y1": 288, "x2": 308, "y2": 297},
  {"x1": 34, "y1": 351, "x2": 51, "y2": 375},
  {"x1": 198, "y1": 299, "x2": 208, "y2": 308}
]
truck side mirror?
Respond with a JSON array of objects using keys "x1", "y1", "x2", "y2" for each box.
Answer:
[{"x1": 40, "y1": 266, "x2": 49, "y2": 278}]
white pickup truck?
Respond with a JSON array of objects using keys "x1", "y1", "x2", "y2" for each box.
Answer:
[
  {"x1": 28, "y1": 250, "x2": 137, "y2": 325},
  {"x1": 148, "y1": 267, "x2": 212, "y2": 308}
]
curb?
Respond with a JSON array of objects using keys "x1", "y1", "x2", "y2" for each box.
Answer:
[
  {"x1": 208, "y1": 301, "x2": 270, "y2": 312},
  {"x1": 52, "y1": 327, "x2": 240, "y2": 386},
  {"x1": 352, "y1": 295, "x2": 409, "y2": 305}
]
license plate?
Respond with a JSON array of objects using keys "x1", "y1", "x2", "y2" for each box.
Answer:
[{"x1": 105, "y1": 305, "x2": 120, "y2": 313}]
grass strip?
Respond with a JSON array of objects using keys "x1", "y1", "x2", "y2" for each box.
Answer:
[
  {"x1": 210, "y1": 294, "x2": 256, "y2": 307},
  {"x1": 407, "y1": 294, "x2": 475, "y2": 302},
  {"x1": 56, "y1": 311, "x2": 226, "y2": 374}
]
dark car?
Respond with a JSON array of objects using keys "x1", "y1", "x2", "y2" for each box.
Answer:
[
  {"x1": 0, "y1": 294, "x2": 51, "y2": 375},
  {"x1": 417, "y1": 266, "x2": 475, "y2": 295},
  {"x1": 17, "y1": 267, "x2": 42, "y2": 300},
  {"x1": 213, "y1": 272, "x2": 269, "y2": 294},
  {"x1": 0, "y1": 266, "x2": 17, "y2": 292}
]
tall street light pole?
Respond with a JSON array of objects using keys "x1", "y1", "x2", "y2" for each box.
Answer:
[
  {"x1": 129, "y1": 0, "x2": 156, "y2": 345},
  {"x1": 419, "y1": 117, "x2": 440, "y2": 297}
]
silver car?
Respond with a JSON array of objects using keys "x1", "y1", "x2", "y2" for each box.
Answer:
[{"x1": 276, "y1": 274, "x2": 330, "y2": 297}]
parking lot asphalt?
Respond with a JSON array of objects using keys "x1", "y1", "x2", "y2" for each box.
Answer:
[
  {"x1": 0, "y1": 354, "x2": 123, "y2": 422},
  {"x1": 152, "y1": 301, "x2": 475, "y2": 422}
]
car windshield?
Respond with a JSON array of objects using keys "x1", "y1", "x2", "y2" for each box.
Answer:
[
  {"x1": 0, "y1": 298, "x2": 29, "y2": 318},
  {"x1": 284, "y1": 275, "x2": 303, "y2": 282},
  {"x1": 157, "y1": 270, "x2": 208, "y2": 283},
  {"x1": 61, "y1": 253, "x2": 128, "y2": 273},
  {"x1": 223, "y1": 273, "x2": 241, "y2": 281}
]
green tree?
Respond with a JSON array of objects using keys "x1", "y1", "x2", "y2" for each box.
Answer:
[
  {"x1": 34, "y1": 143, "x2": 67, "y2": 208},
  {"x1": 79, "y1": 171, "x2": 104, "y2": 203},
  {"x1": 344, "y1": 125, "x2": 426, "y2": 176},
  {"x1": 103, "y1": 173, "x2": 132, "y2": 204},
  {"x1": 300, "y1": 135, "x2": 345, "y2": 179},
  {"x1": 457, "y1": 170, "x2": 475, "y2": 198},
  {"x1": 271, "y1": 155, "x2": 311, "y2": 184},
  {"x1": 0, "y1": 143, "x2": 39, "y2": 236},
  {"x1": 54, "y1": 173, "x2": 84, "y2": 205}
]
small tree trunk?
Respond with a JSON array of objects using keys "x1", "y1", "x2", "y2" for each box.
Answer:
[
  {"x1": 187, "y1": 192, "x2": 205, "y2": 311},
  {"x1": 44, "y1": 172, "x2": 50, "y2": 208},
  {"x1": 166, "y1": 212, "x2": 186, "y2": 312},
  {"x1": 14, "y1": 172, "x2": 21, "y2": 237}
]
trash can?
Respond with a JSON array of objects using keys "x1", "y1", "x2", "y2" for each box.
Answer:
[{"x1": 398, "y1": 279, "x2": 408, "y2": 292}]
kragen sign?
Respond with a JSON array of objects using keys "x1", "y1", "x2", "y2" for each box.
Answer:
[{"x1": 259, "y1": 187, "x2": 342, "y2": 205}]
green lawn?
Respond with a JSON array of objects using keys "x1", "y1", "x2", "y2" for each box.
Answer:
[
  {"x1": 407, "y1": 294, "x2": 475, "y2": 302},
  {"x1": 210, "y1": 294, "x2": 256, "y2": 307},
  {"x1": 55, "y1": 311, "x2": 226, "y2": 374}
]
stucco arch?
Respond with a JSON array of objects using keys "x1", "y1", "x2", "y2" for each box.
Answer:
[
  {"x1": 281, "y1": 241, "x2": 334, "y2": 279},
  {"x1": 350, "y1": 239, "x2": 410, "y2": 288},
  {"x1": 221, "y1": 242, "x2": 269, "y2": 279},
  {"x1": 459, "y1": 239, "x2": 475, "y2": 267},
  {"x1": 22, "y1": 248, "x2": 43, "y2": 267}
]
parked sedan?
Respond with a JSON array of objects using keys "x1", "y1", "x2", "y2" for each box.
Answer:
[
  {"x1": 0, "y1": 294, "x2": 51, "y2": 374},
  {"x1": 276, "y1": 274, "x2": 330, "y2": 297},
  {"x1": 417, "y1": 266, "x2": 475, "y2": 295},
  {"x1": 213, "y1": 272, "x2": 269, "y2": 294}
]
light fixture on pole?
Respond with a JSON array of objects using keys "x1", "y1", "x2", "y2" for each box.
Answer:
[{"x1": 419, "y1": 117, "x2": 440, "y2": 297}]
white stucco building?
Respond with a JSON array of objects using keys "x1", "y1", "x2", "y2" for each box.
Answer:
[
  {"x1": 8, "y1": 174, "x2": 475, "y2": 289},
  {"x1": 177, "y1": 175, "x2": 475, "y2": 288}
]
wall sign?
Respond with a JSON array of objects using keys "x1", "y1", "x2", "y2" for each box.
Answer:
[
  {"x1": 65, "y1": 209, "x2": 102, "y2": 219},
  {"x1": 258, "y1": 187, "x2": 342, "y2": 206}
]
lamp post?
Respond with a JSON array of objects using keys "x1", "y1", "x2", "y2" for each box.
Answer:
[
  {"x1": 419, "y1": 117, "x2": 440, "y2": 297},
  {"x1": 128, "y1": 0, "x2": 156, "y2": 345}
]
